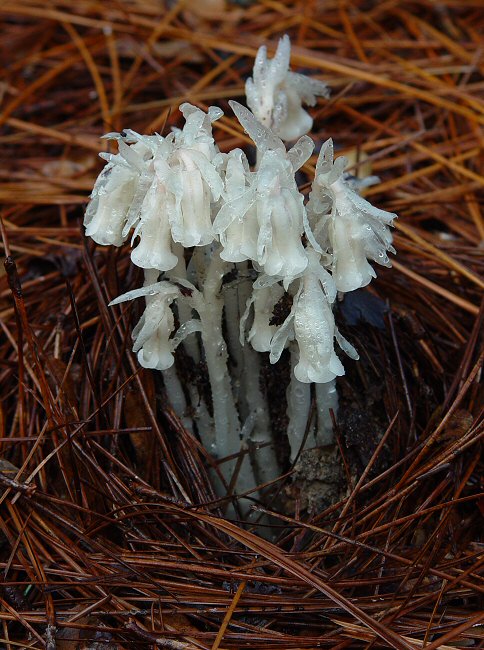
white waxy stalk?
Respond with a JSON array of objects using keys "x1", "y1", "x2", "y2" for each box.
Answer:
[
  {"x1": 184, "y1": 247, "x2": 258, "y2": 509},
  {"x1": 224, "y1": 267, "x2": 282, "y2": 489},
  {"x1": 240, "y1": 284, "x2": 282, "y2": 489},
  {"x1": 189, "y1": 249, "x2": 238, "y2": 452},
  {"x1": 161, "y1": 364, "x2": 192, "y2": 432},
  {"x1": 286, "y1": 344, "x2": 313, "y2": 463},
  {"x1": 168, "y1": 244, "x2": 200, "y2": 363},
  {"x1": 315, "y1": 380, "x2": 338, "y2": 447},
  {"x1": 165, "y1": 251, "x2": 214, "y2": 438}
]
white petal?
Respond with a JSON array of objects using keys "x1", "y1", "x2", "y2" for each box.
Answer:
[
  {"x1": 171, "y1": 319, "x2": 203, "y2": 350},
  {"x1": 84, "y1": 164, "x2": 138, "y2": 246},
  {"x1": 308, "y1": 151, "x2": 396, "y2": 291},
  {"x1": 244, "y1": 35, "x2": 328, "y2": 140},
  {"x1": 229, "y1": 101, "x2": 285, "y2": 154},
  {"x1": 247, "y1": 284, "x2": 285, "y2": 352},
  {"x1": 335, "y1": 329, "x2": 359, "y2": 360},
  {"x1": 130, "y1": 182, "x2": 178, "y2": 271},
  {"x1": 109, "y1": 281, "x2": 178, "y2": 306},
  {"x1": 287, "y1": 135, "x2": 314, "y2": 171}
]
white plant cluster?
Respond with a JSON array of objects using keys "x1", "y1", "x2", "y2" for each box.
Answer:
[{"x1": 84, "y1": 36, "x2": 396, "y2": 512}]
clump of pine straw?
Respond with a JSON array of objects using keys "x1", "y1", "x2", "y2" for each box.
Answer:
[{"x1": 0, "y1": 1, "x2": 483, "y2": 648}]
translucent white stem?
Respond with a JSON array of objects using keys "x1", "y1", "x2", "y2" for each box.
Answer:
[
  {"x1": 223, "y1": 266, "x2": 281, "y2": 488},
  {"x1": 169, "y1": 244, "x2": 200, "y2": 363},
  {"x1": 164, "y1": 246, "x2": 216, "y2": 449},
  {"x1": 223, "y1": 278, "x2": 244, "y2": 402},
  {"x1": 143, "y1": 268, "x2": 159, "y2": 287},
  {"x1": 161, "y1": 364, "x2": 192, "y2": 432},
  {"x1": 141, "y1": 268, "x2": 193, "y2": 433},
  {"x1": 315, "y1": 379, "x2": 337, "y2": 446},
  {"x1": 192, "y1": 246, "x2": 258, "y2": 505},
  {"x1": 286, "y1": 344, "x2": 312, "y2": 462},
  {"x1": 199, "y1": 249, "x2": 238, "y2": 456},
  {"x1": 238, "y1": 273, "x2": 281, "y2": 486}
]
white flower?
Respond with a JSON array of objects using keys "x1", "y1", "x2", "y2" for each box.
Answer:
[
  {"x1": 110, "y1": 281, "x2": 180, "y2": 371},
  {"x1": 164, "y1": 147, "x2": 221, "y2": 248},
  {"x1": 214, "y1": 149, "x2": 259, "y2": 263},
  {"x1": 84, "y1": 162, "x2": 137, "y2": 246},
  {"x1": 128, "y1": 103, "x2": 225, "y2": 260},
  {"x1": 307, "y1": 139, "x2": 396, "y2": 292},
  {"x1": 130, "y1": 178, "x2": 178, "y2": 271},
  {"x1": 240, "y1": 281, "x2": 285, "y2": 353},
  {"x1": 162, "y1": 104, "x2": 224, "y2": 248},
  {"x1": 84, "y1": 134, "x2": 155, "y2": 246},
  {"x1": 255, "y1": 150, "x2": 308, "y2": 279},
  {"x1": 85, "y1": 105, "x2": 225, "y2": 267},
  {"x1": 246, "y1": 34, "x2": 329, "y2": 140},
  {"x1": 174, "y1": 103, "x2": 223, "y2": 160},
  {"x1": 215, "y1": 101, "x2": 314, "y2": 282},
  {"x1": 268, "y1": 249, "x2": 358, "y2": 383}
]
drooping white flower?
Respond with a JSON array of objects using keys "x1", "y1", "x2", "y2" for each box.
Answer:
[
  {"x1": 110, "y1": 281, "x2": 180, "y2": 371},
  {"x1": 213, "y1": 149, "x2": 259, "y2": 263},
  {"x1": 246, "y1": 34, "x2": 329, "y2": 140},
  {"x1": 130, "y1": 178, "x2": 178, "y2": 271},
  {"x1": 174, "y1": 103, "x2": 224, "y2": 160},
  {"x1": 307, "y1": 139, "x2": 397, "y2": 292},
  {"x1": 268, "y1": 249, "x2": 357, "y2": 383},
  {"x1": 162, "y1": 104, "x2": 224, "y2": 248},
  {"x1": 84, "y1": 134, "x2": 157, "y2": 246},
  {"x1": 85, "y1": 105, "x2": 225, "y2": 268},
  {"x1": 292, "y1": 273, "x2": 343, "y2": 384},
  {"x1": 255, "y1": 149, "x2": 309, "y2": 280},
  {"x1": 215, "y1": 101, "x2": 314, "y2": 282},
  {"x1": 240, "y1": 280, "x2": 285, "y2": 353},
  {"x1": 84, "y1": 162, "x2": 137, "y2": 246}
]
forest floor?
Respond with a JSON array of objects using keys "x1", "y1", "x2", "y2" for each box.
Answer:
[{"x1": 0, "y1": 1, "x2": 483, "y2": 648}]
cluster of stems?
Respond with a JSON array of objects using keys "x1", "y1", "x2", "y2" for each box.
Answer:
[{"x1": 85, "y1": 36, "x2": 396, "y2": 515}]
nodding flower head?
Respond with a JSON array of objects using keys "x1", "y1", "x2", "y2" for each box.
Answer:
[
  {"x1": 215, "y1": 102, "x2": 314, "y2": 283},
  {"x1": 109, "y1": 281, "x2": 180, "y2": 371},
  {"x1": 240, "y1": 280, "x2": 285, "y2": 353},
  {"x1": 215, "y1": 148, "x2": 259, "y2": 263},
  {"x1": 84, "y1": 133, "x2": 159, "y2": 247},
  {"x1": 264, "y1": 249, "x2": 358, "y2": 383},
  {"x1": 164, "y1": 103, "x2": 224, "y2": 248},
  {"x1": 307, "y1": 139, "x2": 396, "y2": 293},
  {"x1": 84, "y1": 105, "x2": 224, "y2": 270},
  {"x1": 246, "y1": 34, "x2": 329, "y2": 140},
  {"x1": 129, "y1": 178, "x2": 178, "y2": 271},
  {"x1": 255, "y1": 150, "x2": 308, "y2": 279},
  {"x1": 174, "y1": 103, "x2": 223, "y2": 159},
  {"x1": 86, "y1": 34, "x2": 397, "y2": 391}
]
